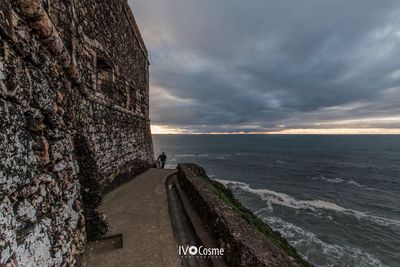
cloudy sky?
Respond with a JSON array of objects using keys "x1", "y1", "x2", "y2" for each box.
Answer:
[{"x1": 129, "y1": 0, "x2": 400, "y2": 134}]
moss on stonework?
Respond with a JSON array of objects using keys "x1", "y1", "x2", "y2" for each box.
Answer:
[{"x1": 199, "y1": 176, "x2": 311, "y2": 267}]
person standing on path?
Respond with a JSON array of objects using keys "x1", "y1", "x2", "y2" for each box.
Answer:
[{"x1": 158, "y1": 152, "x2": 167, "y2": 168}]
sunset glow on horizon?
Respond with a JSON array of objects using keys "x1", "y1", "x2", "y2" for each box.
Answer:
[
  {"x1": 151, "y1": 125, "x2": 400, "y2": 135},
  {"x1": 151, "y1": 125, "x2": 186, "y2": 134}
]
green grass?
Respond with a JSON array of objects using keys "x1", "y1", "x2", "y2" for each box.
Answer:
[{"x1": 199, "y1": 176, "x2": 311, "y2": 267}]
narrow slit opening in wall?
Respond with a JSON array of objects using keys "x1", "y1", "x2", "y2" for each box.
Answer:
[{"x1": 96, "y1": 58, "x2": 114, "y2": 95}]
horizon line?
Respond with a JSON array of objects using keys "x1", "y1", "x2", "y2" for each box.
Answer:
[
  {"x1": 152, "y1": 133, "x2": 400, "y2": 135},
  {"x1": 151, "y1": 126, "x2": 400, "y2": 135}
]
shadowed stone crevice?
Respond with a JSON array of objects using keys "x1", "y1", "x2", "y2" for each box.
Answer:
[{"x1": 74, "y1": 134, "x2": 108, "y2": 242}]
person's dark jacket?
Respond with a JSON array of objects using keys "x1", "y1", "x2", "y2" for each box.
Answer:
[{"x1": 158, "y1": 154, "x2": 167, "y2": 162}]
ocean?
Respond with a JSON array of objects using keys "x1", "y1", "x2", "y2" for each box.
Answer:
[{"x1": 153, "y1": 134, "x2": 400, "y2": 267}]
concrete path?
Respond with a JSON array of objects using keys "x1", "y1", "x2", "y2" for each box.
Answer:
[{"x1": 84, "y1": 168, "x2": 182, "y2": 267}]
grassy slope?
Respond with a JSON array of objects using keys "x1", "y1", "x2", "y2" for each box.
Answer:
[{"x1": 199, "y1": 176, "x2": 311, "y2": 267}]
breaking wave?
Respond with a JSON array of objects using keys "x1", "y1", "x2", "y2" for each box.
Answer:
[
  {"x1": 215, "y1": 179, "x2": 400, "y2": 229},
  {"x1": 175, "y1": 152, "x2": 253, "y2": 159},
  {"x1": 347, "y1": 179, "x2": 363, "y2": 187},
  {"x1": 259, "y1": 216, "x2": 386, "y2": 267},
  {"x1": 165, "y1": 164, "x2": 177, "y2": 169},
  {"x1": 316, "y1": 176, "x2": 344, "y2": 183},
  {"x1": 175, "y1": 153, "x2": 210, "y2": 157},
  {"x1": 311, "y1": 176, "x2": 377, "y2": 191}
]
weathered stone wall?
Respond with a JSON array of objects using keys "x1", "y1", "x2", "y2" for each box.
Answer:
[{"x1": 0, "y1": 0, "x2": 153, "y2": 265}]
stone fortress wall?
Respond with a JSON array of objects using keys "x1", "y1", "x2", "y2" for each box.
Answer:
[{"x1": 0, "y1": 0, "x2": 153, "y2": 265}]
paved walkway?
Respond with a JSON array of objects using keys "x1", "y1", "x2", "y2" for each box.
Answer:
[{"x1": 84, "y1": 168, "x2": 182, "y2": 267}]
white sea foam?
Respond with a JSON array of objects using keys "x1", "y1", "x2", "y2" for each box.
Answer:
[
  {"x1": 165, "y1": 164, "x2": 177, "y2": 169},
  {"x1": 215, "y1": 179, "x2": 400, "y2": 229},
  {"x1": 176, "y1": 153, "x2": 232, "y2": 160},
  {"x1": 345, "y1": 180, "x2": 378, "y2": 191},
  {"x1": 175, "y1": 153, "x2": 210, "y2": 157},
  {"x1": 260, "y1": 216, "x2": 386, "y2": 267},
  {"x1": 347, "y1": 179, "x2": 363, "y2": 187},
  {"x1": 312, "y1": 176, "x2": 378, "y2": 191},
  {"x1": 322, "y1": 177, "x2": 344, "y2": 183},
  {"x1": 215, "y1": 179, "x2": 347, "y2": 212},
  {"x1": 312, "y1": 175, "x2": 344, "y2": 183}
]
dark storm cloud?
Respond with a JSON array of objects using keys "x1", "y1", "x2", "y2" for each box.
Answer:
[{"x1": 129, "y1": 0, "x2": 400, "y2": 132}]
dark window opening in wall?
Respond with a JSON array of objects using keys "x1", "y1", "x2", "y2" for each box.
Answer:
[
  {"x1": 141, "y1": 95, "x2": 146, "y2": 116},
  {"x1": 125, "y1": 84, "x2": 135, "y2": 111},
  {"x1": 96, "y1": 58, "x2": 114, "y2": 97}
]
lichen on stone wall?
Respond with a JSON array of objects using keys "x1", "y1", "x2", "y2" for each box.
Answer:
[{"x1": 0, "y1": 0, "x2": 153, "y2": 265}]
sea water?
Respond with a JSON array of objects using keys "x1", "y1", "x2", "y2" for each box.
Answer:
[{"x1": 153, "y1": 134, "x2": 400, "y2": 267}]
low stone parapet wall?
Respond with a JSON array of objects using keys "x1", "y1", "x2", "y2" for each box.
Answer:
[{"x1": 177, "y1": 163, "x2": 311, "y2": 267}]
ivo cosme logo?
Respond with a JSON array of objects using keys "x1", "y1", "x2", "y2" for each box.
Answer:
[{"x1": 178, "y1": 246, "x2": 224, "y2": 258}]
